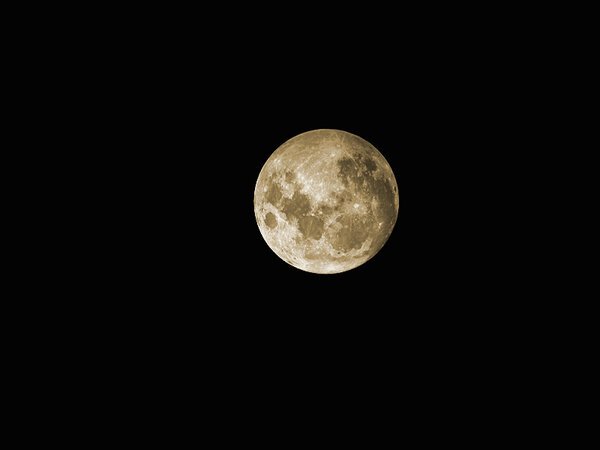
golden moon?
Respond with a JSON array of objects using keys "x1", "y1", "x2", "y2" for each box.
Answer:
[{"x1": 254, "y1": 129, "x2": 399, "y2": 274}]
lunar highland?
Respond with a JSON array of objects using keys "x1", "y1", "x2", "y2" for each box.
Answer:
[{"x1": 254, "y1": 129, "x2": 399, "y2": 274}]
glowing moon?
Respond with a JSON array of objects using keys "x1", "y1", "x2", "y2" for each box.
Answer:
[{"x1": 254, "y1": 129, "x2": 399, "y2": 274}]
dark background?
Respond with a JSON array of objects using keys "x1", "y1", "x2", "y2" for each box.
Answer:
[
  {"x1": 117, "y1": 49, "x2": 491, "y2": 297},
  {"x1": 94, "y1": 12, "x2": 512, "y2": 317},
  {"x1": 18, "y1": 5, "x2": 553, "y2": 433},
  {"x1": 77, "y1": 6, "x2": 530, "y2": 405},
  {"x1": 107, "y1": 53, "x2": 499, "y2": 347}
]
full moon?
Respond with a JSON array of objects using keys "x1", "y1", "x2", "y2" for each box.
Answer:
[{"x1": 254, "y1": 129, "x2": 399, "y2": 274}]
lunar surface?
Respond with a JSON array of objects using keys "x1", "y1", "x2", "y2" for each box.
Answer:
[{"x1": 254, "y1": 129, "x2": 399, "y2": 274}]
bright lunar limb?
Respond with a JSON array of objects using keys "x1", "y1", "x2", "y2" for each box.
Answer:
[{"x1": 254, "y1": 129, "x2": 399, "y2": 274}]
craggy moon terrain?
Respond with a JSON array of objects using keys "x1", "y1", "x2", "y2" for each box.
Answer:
[{"x1": 254, "y1": 129, "x2": 399, "y2": 274}]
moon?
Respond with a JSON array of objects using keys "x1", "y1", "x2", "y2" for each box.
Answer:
[{"x1": 254, "y1": 129, "x2": 399, "y2": 274}]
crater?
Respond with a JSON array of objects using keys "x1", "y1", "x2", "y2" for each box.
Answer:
[
  {"x1": 284, "y1": 170, "x2": 296, "y2": 183},
  {"x1": 264, "y1": 212, "x2": 277, "y2": 229}
]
